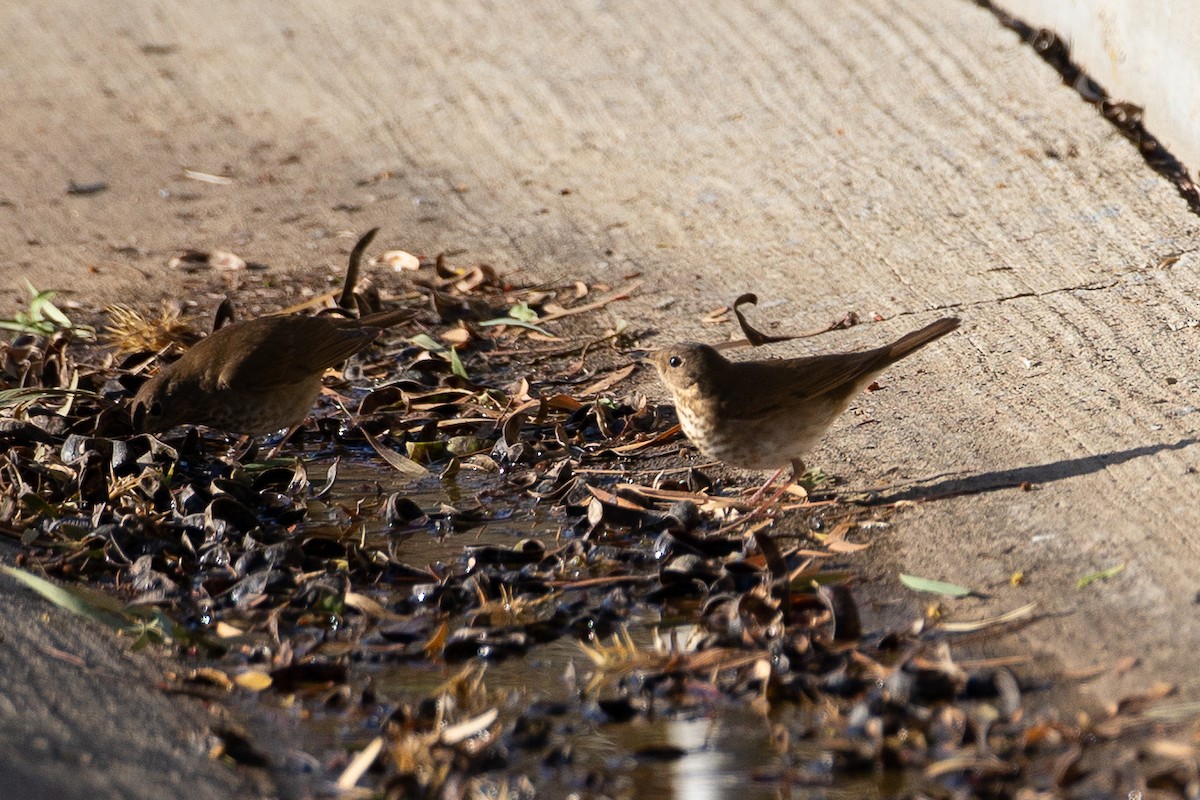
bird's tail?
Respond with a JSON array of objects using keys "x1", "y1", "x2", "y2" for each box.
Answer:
[
  {"x1": 354, "y1": 307, "x2": 417, "y2": 329},
  {"x1": 886, "y1": 317, "x2": 961, "y2": 361}
]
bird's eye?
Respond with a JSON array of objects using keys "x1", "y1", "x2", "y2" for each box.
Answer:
[{"x1": 667, "y1": 355, "x2": 683, "y2": 368}]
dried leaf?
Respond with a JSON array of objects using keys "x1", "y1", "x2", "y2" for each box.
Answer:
[
  {"x1": 578, "y1": 364, "x2": 636, "y2": 397},
  {"x1": 937, "y1": 602, "x2": 1038, "y2": 633},
  {"x1": 378, "y1": 249, "x2": 421, "y2": 271},
  {"x1": 732, "y1": 293, "x2": 794, "y2": 346},
  {"x1": 183, "y1": 168, "x2": 234, "y2": 184},
  {"x1": 343, "y1": 591, "x2": 404, "y2": 621},
  {"x1": 234, "y1": 671, "x2": 273, "y2": 692},
  {"x1": 824, "y1": 539, "x2": 871, "y2": 554},
  {"x1": 209, "y1": 250, "x2": 246, "y2": 271},
  {"x1": 215, "y1": 621, "x2": 245, "y2": 638},
  {"x1": 361, "y1": 429, "x2": 430, "y2": 478},
  {"x1": 539, "y1": 281, "x2": 640, "y2": 322},
  {"x1": 448, "y1": 346, "x2": 469, "y2": 379},
  {"x1": 336, "y1": 736, "x2": 383, "y2": 790},
  {"x1": 409, "y1": 333, "x2": 445, "y2": 352},
  {"x1": 180, "y1": 667, "x2": 234, "y2": 691},
  {"x1": 439, "y1": 708, "x2": 498, "y2": 745}
]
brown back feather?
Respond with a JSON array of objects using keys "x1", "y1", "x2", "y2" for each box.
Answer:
[{"x1": 716, "y1": 317, "x2": 959, "y2": 419}]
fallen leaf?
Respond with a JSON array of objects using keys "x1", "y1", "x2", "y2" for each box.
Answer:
[
  {"x1": 209, "y1": 250, "x2": 246, "y2": 271},
  {"x1": 336, "y1": 736, "x2": 383, "y2": 790},
  {"x1": 732, "y1": 293, "x2": 794, "y2": 345},
  {"x1": 899, "y1": 573, "x2": 973, "y2": 598},
  {"x1": 478, "y1": 317, "x2": 553, "y2": 335},
  {"x1": 378, "y1": 249, "x2": 421, "y2": 271},
  {"x1": 2, "y1": 565, "x2": 135, "y2": 631},
  {"x1": 440, "y1": 709, "x2": 499, "y2": 745},
  {"x1": 183, "y1": 168, "x2": 234, "y2": 184},
  {"x1": 234, "y1": 671, "x2": 273, "y2": 692},
  {"x1": 578, "y1": 364, "x2": 636, "y2": 397},
  {"x1": 361, "y1": 429, "x2": 430, "y2": 478},
  {"x1": 215, "y1": 621, "x2": 245, "y2": 638},
  {"x1": 539, "y1": 281, "x2": 640, "y2": 322},
  {"x1": 1077, "y1": 562, "x2": 1125, "y2": 589},
  {"x1": 937, "y1": 602, "x2": 1038, "y2": 632},
  {"x1": 448, "y1": 346, "x2": 469, "y2": 379}
]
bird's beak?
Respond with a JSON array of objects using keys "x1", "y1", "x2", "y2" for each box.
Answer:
[{"x1": 628, "y1": 348, "x2": 654, "y2": 364}]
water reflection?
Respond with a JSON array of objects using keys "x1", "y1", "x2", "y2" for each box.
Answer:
[
  {"x1": 301, "y1": 459, "x2": 895, "y2": 798},
  {"x1": 612, "y1": 712, "x2": 878, "y2": 800}
]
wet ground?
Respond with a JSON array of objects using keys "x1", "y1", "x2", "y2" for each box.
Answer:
[{"x1": 4, "y1": 253, "x2": 1197, "y2": 800}]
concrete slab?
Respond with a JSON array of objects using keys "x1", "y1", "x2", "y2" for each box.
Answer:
[
  {"x1": 2, "y1": 0, "x2": 1199, "y2": 794},
  {"x1": 1001, "y1": 0, "x2": 1200, "y2": 175}
]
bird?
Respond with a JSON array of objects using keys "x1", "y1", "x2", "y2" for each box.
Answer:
[
  {"x1": 130, "y1": 307, "x2": 413, "y2": 436},
  {"x1": 650, "y1": 317, "x2": 960, "y2": 483}
]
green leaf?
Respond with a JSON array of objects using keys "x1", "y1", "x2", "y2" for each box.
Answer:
[
  {"x1": 448, "y1": 346, "x2": 469, "y2": 379},
  {"x1": 1077, "y1": 562, "x2": 1125, "y2": 589},
  {"x1": 409, "y1": 333, "x2": 445, "y2": 352},
  {"x1": 1, "y1": 565, "x2": 135, "y2": 631},
  {"x1": 0, "y1": 319, "x2": 56, "y2": 336},
  {"x1": 0, "y1": 386, "x2": 106, "y2": 409},
  {"x1": 899, "y1": 573, "x2": 973, "y2": 598},
  {"x1": 29, "y1": 289, "x2": 72, "y2": 328},
  {"x1": 477, "y1": 317, "x2": 553, "y2": 336},
  {"x1": 0, "y1": 283, "x2": 92, "y2": 338},
  {"x1": 508, "y1": 301, "x2": 539, "y2": 323}
]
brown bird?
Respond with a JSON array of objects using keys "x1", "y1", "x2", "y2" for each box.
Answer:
[
  {"x1": 131, "y1": 308, "x2": 412, "y2": 435},
  {"x1": 651, "y1": 317, "x2": 960, "y2": 481}
]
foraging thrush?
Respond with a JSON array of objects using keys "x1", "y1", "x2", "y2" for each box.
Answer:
[
  {"x1": 651, "y1": 317, "x2": 960, "y2": 477},
  {"x1": 130, "y1": 308, "x2": 412, "y2": 435}
]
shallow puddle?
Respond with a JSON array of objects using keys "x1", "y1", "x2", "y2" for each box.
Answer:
[{"x1": 247, "y1": 459, "x2": 904, "y2": 797}]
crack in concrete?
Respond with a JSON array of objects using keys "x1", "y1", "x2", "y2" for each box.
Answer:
[
  {"x1": 973, "y1": 0, "x2": 1200, "y2": 214},
  {"x1": 933, "y1": 279, "x2": 1120, "y2": 312}
]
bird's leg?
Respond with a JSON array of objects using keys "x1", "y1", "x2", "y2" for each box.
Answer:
[
  {"x1": 790, "y1": 459, "x2": 806, "y2": 483},
  {"x1": 743, "y1": 466, "x2": 787, "y2": 508},
  {"x1": 747, "y1": 458, "x2": 809, "y2": 510},
  {"x1": 740, "y1": 459, "x2": 805, "y2": 512},
  {"x1": 227, "y1": 434, "x2": 257, "y2": 462},
  {"x1": 265, "y1": 423, "x2": 303, "y2": 460}
]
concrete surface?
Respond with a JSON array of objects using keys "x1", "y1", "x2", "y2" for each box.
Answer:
[
  {"x1": 0, "y1": 546, "x2": 267, "y2": 800},
  {"x1": 1001, "y1": 0, "x2": 1200, "y2": 173},
  {"x1": 3, "y1": 0, "x2": 1200, "y2": 795}
]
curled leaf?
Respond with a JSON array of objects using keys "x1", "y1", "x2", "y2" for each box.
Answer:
[{"x1": 732, "y1": 293, "x2": 794, "y2": 346}]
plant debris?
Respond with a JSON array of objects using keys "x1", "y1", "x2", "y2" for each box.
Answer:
[{"x1": 0, "y1": 245, "x2": 1190, "y2": 798}]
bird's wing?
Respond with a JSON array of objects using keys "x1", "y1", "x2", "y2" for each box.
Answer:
[
  {"x1": 214, "y1": 318, "x2": 379, "y2": 391},
  {"x1": 715, "y1": 318, "x2": 958, "y2": 420},
  {"x1": 717, "y1": 348, "x2": 890, "y2": 419}
]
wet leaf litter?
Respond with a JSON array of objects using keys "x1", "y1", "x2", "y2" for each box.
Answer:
[{"x1": 0, "y1": 232, "x2": 1190, "y2": 798}]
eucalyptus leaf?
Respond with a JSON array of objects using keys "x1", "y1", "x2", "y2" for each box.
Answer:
[
  {"x1": 448, "y1": 346, "x2": 469, "y2": 379},
  {"x1": 899, "y1": 573, "x2": 973, "y2": 598},
  {"x1": 477, "y1": 317, "x2": 552, "y2": 335},
  {"x1": 1, "y1": 565, "x2": 135, "y2": 632},
  {"x1": 409, "y1": 333, "x2": 445, "y2": 352}
]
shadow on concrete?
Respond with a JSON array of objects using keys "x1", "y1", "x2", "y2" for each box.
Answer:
[{"x1": 861, "y1": 438, "x2": 1199, "y2": 505}]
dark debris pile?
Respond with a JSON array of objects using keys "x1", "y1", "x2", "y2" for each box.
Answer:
[{"x1": 0, "y1": 254, "x2": 1194, "y2": 800}]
